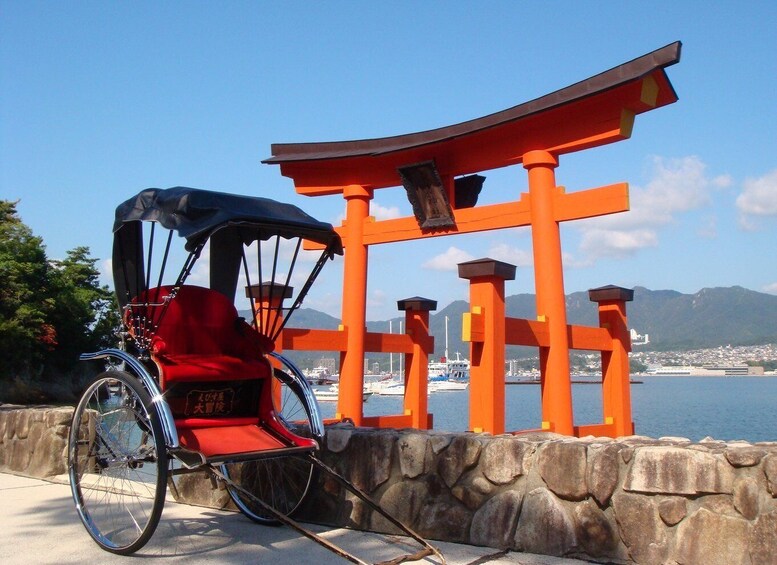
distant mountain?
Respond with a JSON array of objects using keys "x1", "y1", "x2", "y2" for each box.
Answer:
[
  {"x1": 624, "y1": 286, "x2": 777, "y2": 350},
  {"x1": 254, "y1": 286, "x2": 777, "y2": 365}
]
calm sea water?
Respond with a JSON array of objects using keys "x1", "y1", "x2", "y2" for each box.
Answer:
[{"x1": 318, "y1": 377, "x2": 777, "y2": 443}]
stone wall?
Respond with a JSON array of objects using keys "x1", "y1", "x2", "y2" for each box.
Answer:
[
  {"x1": 0, "y1": 405, "x2": 71, "y2": 477},
  {"x1": 2, "y1": 406, "x2": 776, "y2": 564}
]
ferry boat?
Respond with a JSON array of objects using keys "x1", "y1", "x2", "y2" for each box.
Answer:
[
  {"x1": 304, "y1": 366, "x2": 338, "y2": 385},
  {"x1": 428, "y1": 351, "x2": 470, "y2": 386},
  {"x1": 313, "y1": 383, "x2": 372, "y2": 402},
  {"x1": 427, "y1": 316, "x2": 470, "y2": 389}
]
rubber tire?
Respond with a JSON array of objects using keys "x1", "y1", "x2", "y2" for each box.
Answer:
[{"x1": 68, "y1": 370, "x2": 168, "y2": 554}]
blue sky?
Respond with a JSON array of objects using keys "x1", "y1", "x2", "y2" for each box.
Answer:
[{"x1": 2, "y1": 1, "x2": 776, "y2": 321}]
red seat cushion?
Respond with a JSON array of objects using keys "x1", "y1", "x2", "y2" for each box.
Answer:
[{"x1": 158, "y1": 354, "x2": 269, "y2": 383}]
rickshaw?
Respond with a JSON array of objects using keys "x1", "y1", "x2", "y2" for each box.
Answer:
[{"x1": 69, "y1": 187, "x2": 443, "y2": 563}]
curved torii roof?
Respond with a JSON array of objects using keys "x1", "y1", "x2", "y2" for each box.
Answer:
[{"x1": 264, "y1": 42, "x2": 681, "y2": 194}]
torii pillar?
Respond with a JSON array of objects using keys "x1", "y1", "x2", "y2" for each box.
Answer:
[
  {"x1": 338, "y1": 184, "x2": 372, "y2": 422},
  {"x1": 524, "y1": 150, "x2": 574, "y2": 433}
]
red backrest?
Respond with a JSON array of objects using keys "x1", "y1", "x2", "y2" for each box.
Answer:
[
  {"x1": 130, "y1": 285, "x2": 272, "y2": 360},
  {"x1": 153, "y1": 285, "x2": 240, "y2": 356}
]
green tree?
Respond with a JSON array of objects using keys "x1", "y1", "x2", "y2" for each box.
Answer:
[
  {"x1": 0, "y1": 200, "x2": 53, "y2": 381},
  {"x1": 1, "y1": 200, "x2": 120, "y2": 401},
  {"x1": 46, "y1": 246, "x2": 120, "y2": 375}
]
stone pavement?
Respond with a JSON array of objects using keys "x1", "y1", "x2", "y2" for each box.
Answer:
[{"x1": 0, "y1": 472, "x2": 591, "y2": 565}]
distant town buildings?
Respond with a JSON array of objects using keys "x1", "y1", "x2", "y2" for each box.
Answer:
[
  {"x1": 631, "y1": 343, "x2": 776, "y2": 376},
  {"x1": 505, "y1": 343, "x2": 776, "y2": 377}
]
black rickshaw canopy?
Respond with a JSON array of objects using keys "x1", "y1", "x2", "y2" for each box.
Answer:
[{"x1": 112, "y1": 186, "x2": 343, "y2": 308}]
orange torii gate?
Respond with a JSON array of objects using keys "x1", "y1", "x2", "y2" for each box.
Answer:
[{"x1": 264, "y1": 42, "x2": 681, "y2": 435}]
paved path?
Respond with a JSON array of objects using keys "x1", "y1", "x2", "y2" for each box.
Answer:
[{"x1": 0, "y1": 472, "x2": 589, "y2": 564}]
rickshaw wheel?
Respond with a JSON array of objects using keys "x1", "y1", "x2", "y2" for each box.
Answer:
[
  {"x1": 221, "y1": 367, "x2": 323, "y2": 525},
  {"x1": 68, "y1": 370, "x2": 168, "y2": 554}
]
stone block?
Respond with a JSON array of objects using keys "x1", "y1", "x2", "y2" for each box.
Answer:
[
  {"x1": 587, "y1": 443, "x2": 621, "y2": 506},
  {"x1": 470, "y1": 490, "x2": 522, "y2": 548},
  {"x1": 348, "y1": 431, "x2": 395, "y2": 493},
  {"x1": 452, "y1": 470, "x2": 497, "y2": 509},
  {"x1": 726, "y1": 446, "x2": 767, "y2": 468},
  {"x1": 170, "y1": 472, "x2": 232, "y2": 510},
  {"x1": 701, "y1": 493, "x2": 738, "y2": 517},
  {"x1": 674, "y1": 508, "x2": 751, "y2": 565},
  {"x1": 325, "y1": 426, "x2": 353, "y2": 453},
  {"x1": 764, "y1": 453, "x2": 777, "y2": 497},
  {"x1": 658, "y1": 496, "x2": 687, "y2": 526},
  {"x1": 46, "y1": 407, "x2": 73, "y2": 427},
  {"x1": 514, "y1": 487, "x2": 576, "y2": 556},
  {"x1": 417, "y1": 500, "x2": 471, "y2": 542},
  {"x1": 573, "y1": 499, "x2": 618, "y2": 558},
  {"x1": 10, "y1": 439, "x2": 32, "y2": 472},
  {"x1": 612, "y1": 491, "x2": 667, "y2": 564},
  {"x1": 438, "y1": 435, "x2": 482, "y2": 488},
  {"x1": 538, "y1": 441, "x2": 587, "y2": 501},
  {"x1": 397, "y1": 432, "x2": 430, "y2": 479},
  {"x1": 372, "y1": 480, "x2": 428, "y2": 534},
  {"x1": 624, "y1": 446, "x2": 734, "y2": 495},
  {"x1": 749, "y1": 511, "x2": 777, "y2": 565},
  {"x1": 428, "y1": 433, "x2": 452, "y2": 454},
  {"x1": 26, "y1": 431, "x2": 67, "y2": 477},
  {"x1": 481, "y1": 437, "x2": 525, "y2": 485},
  {"x1": 734, "y1": 476, "x2": 760, "y2": 520},
  {"x1": 15, "y1": 410, "x2": 34, "y2": 439},
  {"x1": 4, "y1": 411, "x2": 17, "y2": 439}
]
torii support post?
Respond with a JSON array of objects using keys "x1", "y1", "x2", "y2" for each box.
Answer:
[
  {"x1": 247, "y1": 282, "x2": 294, "y2": 404},
  {"x1": 337, "y1": 185, "x2": 373, "y2": 425},
  {"x1": 523, "y1": 150, "x2": 574, "y2": 435},
  {"x1": 246, "y1": 282, "x2": 294, "y2": 346},
  {"x1": 588, "y1": 285, "x2": 635, "y2": 437},
  {"x1": 398, "y1": 297, "x2": 437, "y2": 429},
  {"x1": 459, "y1": 258, "x2": 516, "y2": 434}
]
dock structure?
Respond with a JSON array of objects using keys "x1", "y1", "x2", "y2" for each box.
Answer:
[{"x1": 263, "y1": 42, "x2": 682, "y2": 436}]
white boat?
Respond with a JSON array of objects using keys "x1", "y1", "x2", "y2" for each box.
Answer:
[
  {"x1": 373, "y1": 382, "x2": 407, "y2": 396},
  {"x1": 312, "y1": 384, "x2": 371, "y2": 402},
  {"x1": 427, "y1": 317, "x2": 471, "y2": 388},
  {"x1": 427, "y1": 352, "x2": 470, "y2": 392},
  {"x1": 428, "y1": 380, "x2": 469, "y2": 392},
  {"x1": 304, "y1": 366, "x2": 338, "y2": 385}
]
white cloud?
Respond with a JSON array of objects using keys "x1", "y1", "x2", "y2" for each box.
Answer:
[
  {"x1": 573, "y1": 155, "x2": 716, "y2": 263},
  {"x1": 186, "y1": 246, "x2": 211, "y2": 286},
  {"x1": 487, "y1": 242, "x2": 533, "y2": 267},
  {"x1": 736, "y1": 169, "x2": 777, "y2": 230},
  {"x1": 423, "y1": 246, "x2": 475, "y2": 271},
  {"x1": 370, "y1": 202, "x2": 402, "y2": 221},
  {"x1": 712, "y1": 174, "x2": 733, "y2": 189},
  {"x1": 335, "y1": 201, "x2": 402, "y2": 225},
  {"x1": 579, "y1": 228, "x2": 659, "y2": 260}
]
